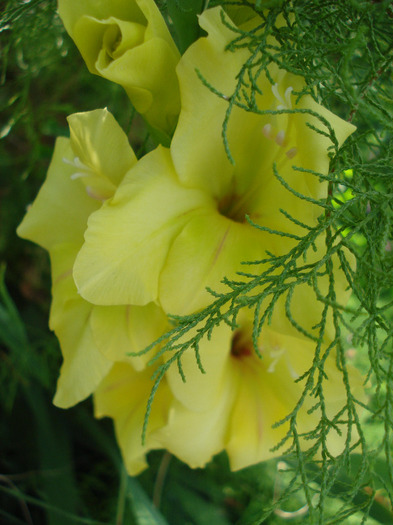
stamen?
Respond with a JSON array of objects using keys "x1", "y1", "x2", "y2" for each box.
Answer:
[
  {"x1": 284, "y1": 86, "x2": 293, "y2": 109},
  {"x1": 262, "y1": 123, "x2": 273, "y2": 139},
  {"x1": 63, "y1": 156, "x2": 86, "y2": 169},
  {"x1": 286, "y1": 147, "x2": 297, "y2": 159},
  {"x1": 275, "y1": 130, "x2": 286, "y2": 146},
  {"x1": 272, "y1": 84, "x2": 294, "y2": 110},
  {"x1": 267, "y1": 348, "x2": 284, "y2": 373},
  {"x1": 287, "y1": 362, "x2": 299, "y2": 379},
  {"x1": 70, "y1": 172, "x2": 89, "y2": 180},
  {"x1": 73, "y1": 157, "x2": 86, "y2": 169},
  {"x1": 85, "y1": 186, "x2": 105, "y2": 202},
  {"x1": 63, "y1": 156, "x2": 93, "y2": 182},
  {"x1": 271, "y1": 83, "x2": 285, "y2": 107}
]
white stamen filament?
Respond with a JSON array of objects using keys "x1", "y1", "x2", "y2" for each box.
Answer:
[
  {"x1": 70, "y1": 172, "x2": 89, "y2": 180},
  {"x1": 272, "y1": 84, "x2": 294, "y2": 110},
  {"x1": 267, "y1": 348, "x2": 285, "y2": 373},
  {"x1": 63, "y1": 156, "x2": 93, "y2": 182},
  {"x1": 62, "y1": 157, "x2": 75, "y2": 166},
  {"x1": 284, "y1": 86, "x2": 293, "y2": 109},
  {"x1": 63, "y1": 156, "x2": 86, "y2": 169},
  {"x1": 271, "y1": 83, "x2": 285, "y2": 107}
]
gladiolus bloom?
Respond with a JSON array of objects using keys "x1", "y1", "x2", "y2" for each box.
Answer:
[
  {"x1": 58, "y1": 0, "x2": 181, "y2": 137},
  {"x1": 74, "y1": 8, "x2": 356, "y2": 327},
  {"x1": 17, "y1": 109, "x2": 167, "y2": 408},
  {"x1": 17, "y1": 7, "x2": 365, "y2": 475}
]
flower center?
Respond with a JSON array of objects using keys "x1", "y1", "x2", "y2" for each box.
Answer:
[
  {"x1": 230, "y1": 330, "x2": 253, "y2": 359},
  {"x1": 218, "y1": 191, "x2": 248, "y2": 223}
]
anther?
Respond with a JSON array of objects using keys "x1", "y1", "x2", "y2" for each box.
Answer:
[
  {"x1": 286, "y1": 147, "x2": 297, "y2": 159},
  {"x1": 275, "y1": 130, "x2": 286, "y2": 146},
  {"x1": 262, "y1": 123, "x2": 273, "y2": 138}
]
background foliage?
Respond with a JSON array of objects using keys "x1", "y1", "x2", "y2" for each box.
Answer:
[{"x1": 1, "y1": 0, "x2": 393, "y2": 523}]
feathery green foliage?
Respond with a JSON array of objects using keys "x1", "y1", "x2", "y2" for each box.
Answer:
[{"x1": 133, "y1": 1, "x2": 393, "y2": 522}]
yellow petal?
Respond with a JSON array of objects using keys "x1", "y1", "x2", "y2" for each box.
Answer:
[
  {"x1": 172, "y1": 8, "x2": 250, "y2": 199},
  {"x1": 157, "y1": 379, "x2": 235, "y2": 468},
  {"x1": 226, "y1": 360, "x2": 290, "y2": 470},
  {"x1": 17, "y1": 138, "x2": 99, "y2": 249},
  {"x1": 58, "y1": 0, "x2": 181, "y2": 136},
  {"x1": 49, "y1": 244, "x2": 111, "y2": 408},
  {"x1": 165, "y1": 321, "x2": 233, "y2": 412},
  {"x1": 58, "y1": 0, "x2": 145, "y2": 33},
  {"x1": 159, "y1": 211, "x2": 273, "y2": 315},
  {"x1": 67, "y1": 108, "x2": 137, "y2": 199},
  {"x1": 94, "y1": 362, "x2": 172, "y2": 475},
  {"x1": 226, "y1": 327, "x2": 365, "y2": 470},
  {"x1": 90, "y1": 302, "x2": 168, "y2": 370},
  {"x1": 98, "y1": 36, "x2": 180, "y2": 134},
  {"x1": 73, "y1": 146, "x2": 210, "y2": 306}
]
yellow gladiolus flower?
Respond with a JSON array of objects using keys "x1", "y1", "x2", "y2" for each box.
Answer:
[
  {"x1": 16, "y1": 6, "x2": 364, "y2": 477},
  {"x1": 58, "y1": 0, "x2": 181, "y2": 137},
  {"x1": 94, "y1": 363, "x2": 174, "y2": 475},
  {"x1": 73, "y1": 8, "x2": 356, "y2": 327},
  {"x1": 94, "y1": 314, "x2": 365, "y2": 473},
  {"x1": 17, "y1": 109, "x2": 167, "y2": 408}
]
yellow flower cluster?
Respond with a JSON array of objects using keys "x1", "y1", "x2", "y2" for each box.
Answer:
[{"x1": 18, "y1": 1, "x2": 364, "y2": 474}]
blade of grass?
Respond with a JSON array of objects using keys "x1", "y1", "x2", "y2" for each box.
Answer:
[
  {"x1": 0, "y1": 266, "x2": 81, "y2": 524},
  {"x1": 124, "y1": 473, "x2": 169, "y2": 525}
]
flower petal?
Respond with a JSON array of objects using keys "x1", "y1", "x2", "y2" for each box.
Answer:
[
  {"x1": 50, "y1": 244, "x2": 112, "y2": 408},
  {"x1": 165, "y1": 321, "x2": 233, "y2": 412},
  {"x1": 90, "y1": 302, "x2": 168, "y2": 370},
  {"x1": 17, "y1": 138, "x2": 99, "y2": 249},
  {"x1": 160, "y1": 212, "x2": 273, "y2": 315},
  {"x1": 157, "y1": 379, "x2": 235, "y2": 468},
  {"x1": 73, "y1": 146, "x2": 210, "y2": 306},
  {"x1": 226, "y1": 328, "x2": 365, "y2": 470},
  {"x1": 172, "y1": 8, "x2": 250, "y2": 198},
  {"x1": 67, "y1": 108, "x2": 137, "y2": 192},
  {"x1": 59, "y1": 0, "x2": 181, "y2": 136},
  {"x1": 94, "y1": 362, "x2": 172, "y2": 475}
]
